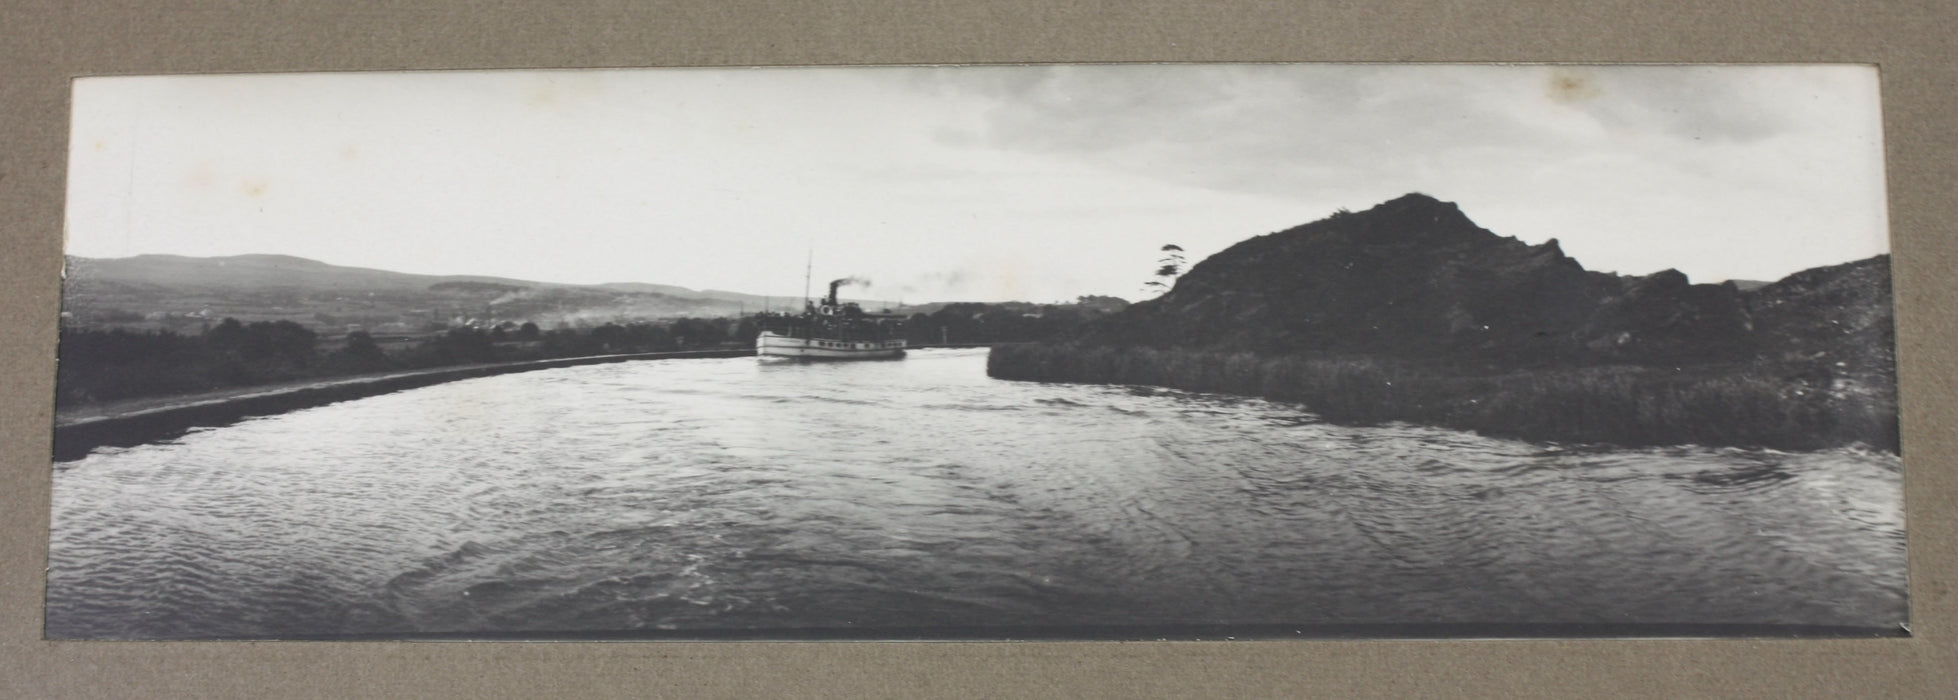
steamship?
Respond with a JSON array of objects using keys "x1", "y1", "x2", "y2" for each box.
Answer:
[{"x1": 755, "y1": 278, "x2": 907, "y2": 360}]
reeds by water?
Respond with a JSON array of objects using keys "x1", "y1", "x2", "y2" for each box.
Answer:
[{"x1": 987, "y1": 343, "x2": 1898, "y2": 452}]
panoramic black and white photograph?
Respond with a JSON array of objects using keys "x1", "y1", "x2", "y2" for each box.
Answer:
[{"x1": 47, "y1": 64, "x2": 1902, "y2": 640}]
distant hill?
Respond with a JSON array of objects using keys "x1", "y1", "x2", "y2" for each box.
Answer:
[
  {"x1": 60, "y1": 254, "x2": 762, "y2": 333},
  {"x1": 1070, "y1": 193, "x2": 1891, "y2": 372},
  {"x1": 64, "y1": 254, "x2": 543, "y2": 294},
  {"x1": 894, "y1": 295, "x2": 1129, "y2": 317},
  {"x1": 593, "y1": 282, "x2": 891, "y2": 313}
]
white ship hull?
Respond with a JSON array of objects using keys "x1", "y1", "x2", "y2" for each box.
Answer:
[{"x1": 756, "y1": 331, "x2": 906, "y2": 359}]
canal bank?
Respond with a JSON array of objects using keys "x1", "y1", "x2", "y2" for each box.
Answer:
[{"x1": 52, "y1": 348, "x2": 755, "y2": 461}]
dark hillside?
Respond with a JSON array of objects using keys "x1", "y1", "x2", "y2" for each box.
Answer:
[
  {"x1": 1079, "y1": 194, "x2": 1759, "y2": 367},
  {"x1": 1747, "y1": 255, "x2": 1894, "y2": 365},
  {"x1": 994, "y1": 194, "x2": 1896, "y2": 451}
]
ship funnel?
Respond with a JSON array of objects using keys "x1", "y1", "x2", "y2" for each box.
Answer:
[{"x1": 826, "y1": 277, "x2": 870, "y2": 305}]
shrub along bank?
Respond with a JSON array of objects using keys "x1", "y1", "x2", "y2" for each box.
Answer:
[{"x1": 988, "y1": 343, "x2": 1897, "y2": 452}]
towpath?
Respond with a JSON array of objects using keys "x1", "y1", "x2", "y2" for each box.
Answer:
[{"x1": 52, "y1": 348, "x2": 754, "y2": 460}]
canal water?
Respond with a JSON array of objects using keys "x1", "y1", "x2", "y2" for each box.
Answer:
[{"x1": 45, "y1": 349, "x2": 1907, "y2": 639}]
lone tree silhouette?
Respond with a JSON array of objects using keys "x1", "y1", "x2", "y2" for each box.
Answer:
[{"x1": 1143, "y1": 244, "x2": 1187, "y2": 295}]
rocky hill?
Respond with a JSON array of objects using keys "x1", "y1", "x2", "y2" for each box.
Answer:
[
  {"x1": 1746, "y1": 255, "x2": 1894, "y2": 361},
  {"x1": 1072, "y1": 193, "x2": 1890, "y2": 373},
  {"x1": 992, "y1": 194, "x2": 1896, "y2": 450}
]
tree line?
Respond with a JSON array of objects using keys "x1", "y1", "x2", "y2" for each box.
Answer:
[
  {"x1": 56, "y1": 297, "x2": 1130, "y2": 407},
  {"x1": 55, "y1": 316, "x2": 761, "y2": 406},
  {"x1": 899, "y1": 298, "x2": 1127, "y2": 346}
]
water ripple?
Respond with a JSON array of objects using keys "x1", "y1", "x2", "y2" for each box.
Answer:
[{"x1": 47, "y1": 349, "x2": 1906, "y2": 638}]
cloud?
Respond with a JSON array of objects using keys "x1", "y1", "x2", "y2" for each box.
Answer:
[
  {"x1": 936, "y1": 65, "x2": 1831, "y2": 201},
  {"x1": 66, "y1": 66, "x2": 1884, "y2": 303},
  {"x1": 908, "y1": 64, "x2": 1883, "y2": 282}
]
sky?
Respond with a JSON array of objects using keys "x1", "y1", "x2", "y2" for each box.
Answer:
[{"x1": 64, "y1": 64, "x2": 1889, "y2": 303}]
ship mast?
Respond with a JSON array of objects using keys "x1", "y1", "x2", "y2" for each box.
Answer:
[{"x1": 802, "y1": 248, "x2": 813, "y2": 311}]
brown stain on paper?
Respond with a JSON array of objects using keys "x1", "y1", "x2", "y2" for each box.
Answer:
[{"x1": 1545, "y1": 69, "x2": 1601, "y2": 104}]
